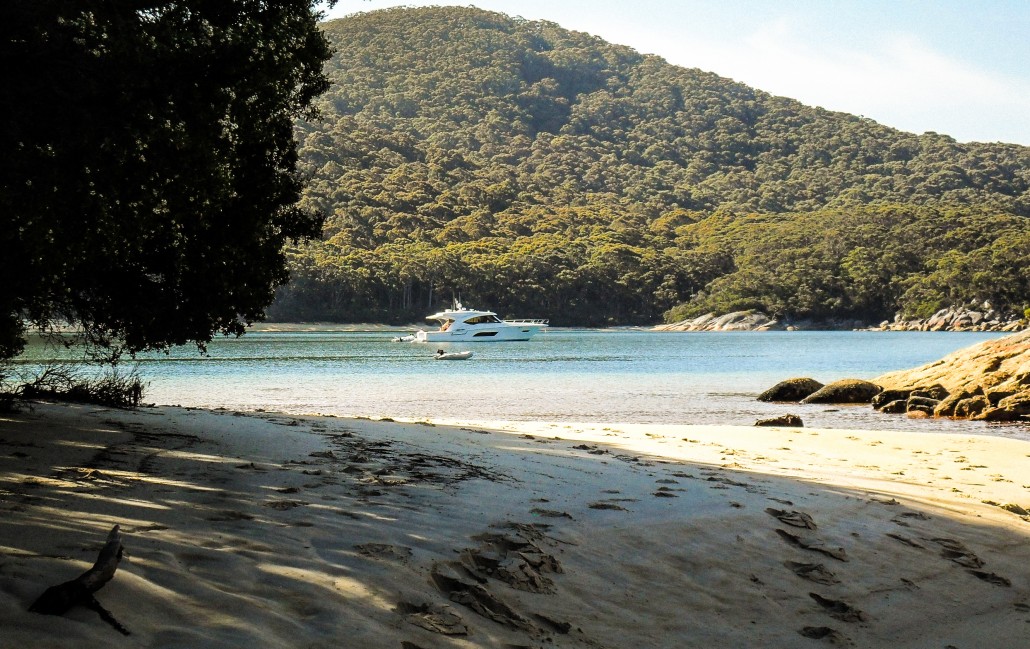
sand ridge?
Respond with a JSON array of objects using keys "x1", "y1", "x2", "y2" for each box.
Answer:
[{"x1": 1, "y1": 402, "x2": 1029, "y2": 648}]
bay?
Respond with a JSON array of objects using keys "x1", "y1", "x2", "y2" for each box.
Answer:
[{"x1": 25, "y1": 329, "x2": 1022, "y2": 438}]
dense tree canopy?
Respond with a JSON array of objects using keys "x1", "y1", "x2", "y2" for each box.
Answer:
[
  {"x1": 1, "y1": 1, "x2": 333, "y2": 359},
  {"x1": 272, "y1": 6, "x2": 1030, "y2": 327}
]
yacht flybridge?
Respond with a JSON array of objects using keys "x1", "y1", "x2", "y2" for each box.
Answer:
[{"x1": 411, "y1": 303, "x2": 548, "y2": 342}]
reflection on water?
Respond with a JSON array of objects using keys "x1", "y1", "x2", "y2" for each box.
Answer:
[{"x1": 15, "y1": 329, "x2": 1029, "y2": 438}]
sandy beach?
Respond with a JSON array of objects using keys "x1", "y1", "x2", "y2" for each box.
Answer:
[{"x1": 1, "y1": 402, "x2": 1028, "y2": 648}]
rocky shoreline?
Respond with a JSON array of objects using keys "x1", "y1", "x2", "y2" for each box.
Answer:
[
  {"x1": 871, "y1": 306, "x2": 1027, "y2": 332},
  {"x1": 757, "y1": 330, "x2": 1030, "y2": 424},
  {"x1": 655, "y1": 308, "x2": 1027, "y2": 332}
]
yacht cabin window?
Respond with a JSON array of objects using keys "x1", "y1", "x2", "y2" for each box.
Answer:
[{"x1": 464, "y1": 315, "x2": 502, "y2": 325}]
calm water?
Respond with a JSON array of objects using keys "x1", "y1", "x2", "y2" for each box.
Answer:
[{"x1": 17, "y1": 329, "x2": 1028, "y2": 438}]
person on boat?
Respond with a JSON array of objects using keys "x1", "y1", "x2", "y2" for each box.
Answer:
[{"x1": 436, "y1": 349, "x2": 445, "y2": 356}]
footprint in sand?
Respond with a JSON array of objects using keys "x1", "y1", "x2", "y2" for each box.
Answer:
[
  {"x1": 886, "y1": 533, "x2": 925, "y2": 549},
  {"x1": 798, "y1": 626, "x2": 854, "y2": 646},
  {"x1": 785, "y1": 561, "x2": 839, "y2": 585},
  {"x1": 355, "y1": 543, "x2": 413, "y2": 561},
  {"x1": 589, "y1": 502, "x2": 628, "y2": 511},
  {"x1": 931, "y1": 538, "x2": 984, "y2": 568},
  {"x1": 534, "y1": 613, "x2": 572, "y2": 635},
  {"x1": 206, "y1": 510, "x2": 254, "y2": 522},
  {"x1": 264, "y1": 499, "x2": 307, "y2": 510},
  {"x1": 125, "y1": 523, "x2": 169, "y2": 533},
  {"x1": 998, "y1": 503, "x2": 1029, "y2": 516},
  {"x1": 430, "y1": 567, "x2": 535, "y2": 632},
  {"x1": 530, "y1": 508, "x2": 573, "y2": 519},
  {"x1": 775, "y1": 529, "x2": 848, "y2": 562},
  {"x1": 891, "y1": 511, "x2": 930, "y2": 528},
  {"x1": 869, "y1": 497, "x2": 900, "y2": 506},
  {"x1": 765, "y1": 508, "x2": 817, "y2": 530},
  {"x1": 395, "y1": 602, "x2": 468, "y2": 636},
  {"x1": 968, "y1": 570, "x2": 1011, "y2": 587},
  {"x1": 809, "y1": 593, "x2": 866, "y2": 622},
  {"x1": 461, "y1": 530, "x2": 563, "y2": 594}
]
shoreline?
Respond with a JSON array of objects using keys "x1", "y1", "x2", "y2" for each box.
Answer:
[
  {"x1": 2, "y1": 402, "x2": 1028, "y2": 647},
  {"x1": 252, "y1": 321, "x2": 1027, "y2": 333}
]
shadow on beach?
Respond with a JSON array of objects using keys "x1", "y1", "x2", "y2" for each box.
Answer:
[{"x1": 1, "y1": 402, "x2": 1028, "y2": 648}]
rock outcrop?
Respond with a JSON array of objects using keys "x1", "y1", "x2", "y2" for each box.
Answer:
[
  {"x1": 872, "y1": 329, "x2": 1030, "y2": 422},
  {"x1": 654, "y1": 312, "x2": 782, "y2": 332},
  {"x1": 872, "y1": 307, "x2": 1025, "y2": 332},
  {"x1": 755, "y1": 414, "x2": 803, "y2": 427},
  {"x1": 874, "y1": 330, "x2": 1030, "y2": 394},
  {"x1": 757, "y1": 378, "x2": 824, "y2": 402},
  {"x1": 658, "y1": 307, "x2": 1026, "y2": 333},
  {"x1": 754, "y1": 330, "x2": 1030, "y2": 423},
  {"x1": 801, "y1": 379, "x2": 882, "y2": 404}
]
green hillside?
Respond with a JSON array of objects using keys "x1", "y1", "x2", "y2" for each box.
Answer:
[{"x1": 272, "y1": 6, "x2": 1030, "y2": 326}]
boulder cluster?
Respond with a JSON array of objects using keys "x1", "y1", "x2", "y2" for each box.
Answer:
[
  {"x1": 871, "y1": 307, "x2": 1025, "y2": 332},
  {"x1": 657, "y1": 308, "x2": 1026, "y2": 333},
  {"x1": 760, "y1": 376, "x2": 1030, "y2": 422},
  {"x1": 758, "y1": 329, "x2": 1030, "y2": 423}
]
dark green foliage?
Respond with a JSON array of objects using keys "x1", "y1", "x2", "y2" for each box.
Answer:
[
  {"x1": 668, "y1": 206, "x2": 1030, "y2": 322},
  {"x1": 1, "y1": 1, "x2": 333, "y2": 360},
  {"x1": 269, "y1": 6, "x2": 1030, "y2": 326}
]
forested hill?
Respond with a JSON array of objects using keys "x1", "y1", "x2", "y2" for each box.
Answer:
[{"x1": 273, "y1": 6, "x2": 1030, "y2": 326}]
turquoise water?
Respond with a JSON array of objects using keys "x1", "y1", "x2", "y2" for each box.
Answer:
[{"x1": 19, "y1": 329, "x2": 1027, "y2": 437}]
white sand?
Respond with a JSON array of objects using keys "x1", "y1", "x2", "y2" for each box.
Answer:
[{"x1": 1, "y1": 402, "x2": 1028, "y2": 648}]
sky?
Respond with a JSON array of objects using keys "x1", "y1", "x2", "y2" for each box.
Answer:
[{"x1": 321, "y1": 0, "x2": 1030, "y2": 146}]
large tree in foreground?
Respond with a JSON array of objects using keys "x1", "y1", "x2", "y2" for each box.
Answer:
[{"x1": 0, "y1": 1, "x2": 334, "y2": 359}]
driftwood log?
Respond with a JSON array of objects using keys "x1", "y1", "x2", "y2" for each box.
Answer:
[{"x1": 29, "y1": 525, "x2": 130, "y2": 635}]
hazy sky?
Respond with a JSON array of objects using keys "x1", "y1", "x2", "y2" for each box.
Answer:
[{"x1": 322, "y1": 0, "x2": 1030, "y2": 145}]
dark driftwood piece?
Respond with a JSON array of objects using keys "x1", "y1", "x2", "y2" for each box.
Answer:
[{"x1": 29, "y1": 525, "x2": 130, "y2": 635}]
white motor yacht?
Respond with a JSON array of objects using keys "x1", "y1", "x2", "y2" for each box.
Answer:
[{"x1": 412, "y1": 303, "x2": 548, "y2": 342}]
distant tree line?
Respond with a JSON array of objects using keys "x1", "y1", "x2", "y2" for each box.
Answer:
[{"x1": 271, "y1": 6, "x2": 1030, "y2": 326}]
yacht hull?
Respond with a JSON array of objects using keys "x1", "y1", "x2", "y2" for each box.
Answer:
[{"x1": 415, "y1": 325, "x2": 544, "y2": 342}]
